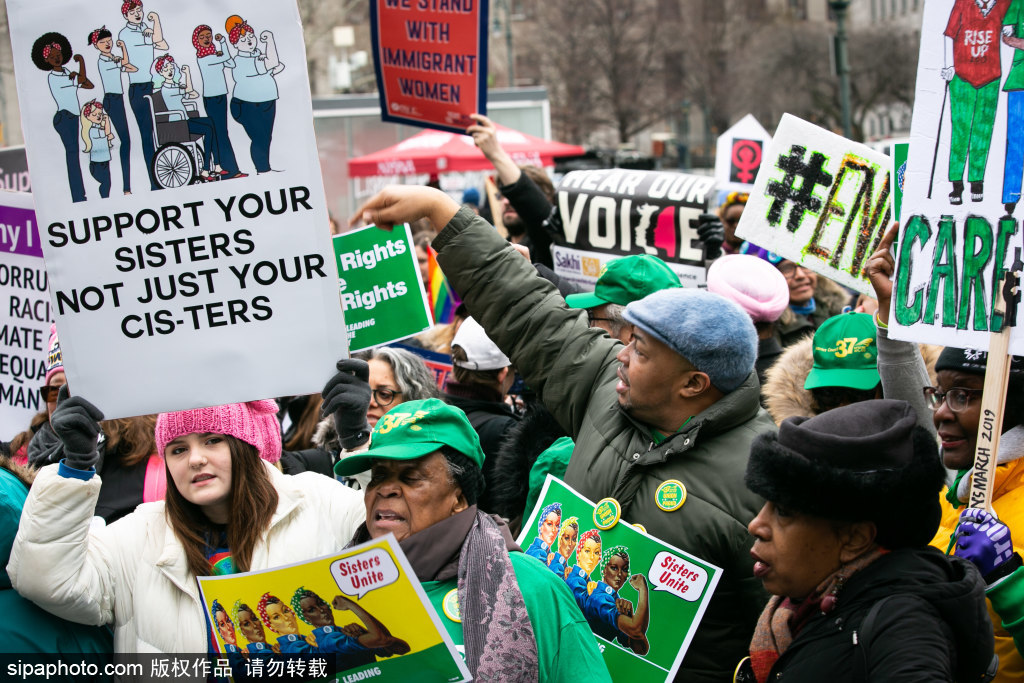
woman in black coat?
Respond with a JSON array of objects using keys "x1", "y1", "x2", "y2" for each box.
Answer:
[{"x1": 734, "y1": 400, "x2": 996, "y2": 682}]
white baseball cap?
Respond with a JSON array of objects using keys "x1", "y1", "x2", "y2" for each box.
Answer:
[{"x1": 451, "y1": 317, "x2": 511, "y2": 371}]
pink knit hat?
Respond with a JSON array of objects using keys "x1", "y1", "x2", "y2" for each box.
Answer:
[
  {"x1": 706, "y1": 254, "x2": 790, "y2": 323},
  {"x1": 155, "y1": 400, "x2": 282, "y2": 463}
]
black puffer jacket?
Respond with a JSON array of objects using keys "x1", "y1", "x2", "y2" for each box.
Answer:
[{"x1": 753, "y1": 547, "x2": 995, "y2": 682}]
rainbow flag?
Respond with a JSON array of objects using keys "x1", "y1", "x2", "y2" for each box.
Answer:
[{"x1": 427, "y1": 245, "x2": 461, "y2": 324}]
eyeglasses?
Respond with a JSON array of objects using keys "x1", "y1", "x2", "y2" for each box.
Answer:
[
  {"x1": 371, "y1": 388, "x2": 401, "y2": 407},
  {"x1": 923, "y1": 386, "x2": 983, "y2": 413},
  {"x1": 587, "y1": 310, "x2": 616, "y2": 327},
  {"x1": 776, "y1": 262, "x2": 811, "y2": 279},
  {"x1": 39, "y1": 385, "x2": 61, "y2": 402}
]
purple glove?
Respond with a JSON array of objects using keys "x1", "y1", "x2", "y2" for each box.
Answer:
[{"x1": 954, "y1": 508, "x2": 1015, "y2": 577}]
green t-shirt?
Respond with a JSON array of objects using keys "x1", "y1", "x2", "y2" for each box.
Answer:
[{"x1": 422, "y1": 552, "x2": 612, "y2": 682}]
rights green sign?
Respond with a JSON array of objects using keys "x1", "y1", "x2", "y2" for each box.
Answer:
[
  {"x1": 518, "y1": 476, "x2": 722, "y2": 682},
  {"x1": 333, "y1": 224, "x2": 432, "y2": 352}
]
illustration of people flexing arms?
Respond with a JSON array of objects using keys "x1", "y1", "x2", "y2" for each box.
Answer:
[
  {"x1": 583, "y1": 546, "x2": 651, "y2": 656},
  {"x1": 1001, "y1": 0, "x2": 1024, "y2": 216},
  {"x1": 258, "y1": 592, "x2": 316, "y2": 654},
  {"x1": 564, "y1": 529, "x2": 602, "y2": 610},
  {"x1": 525, "y1": 503, "x2": 560, "y2": 566},
  {"x1": 80, "y1": 99, "x2": 114, "y2": 198},
  {"x1": 226, "y1": 15, "x2": 284, "y2": 174},
  {"x1": 292, "y1": 587, "x2": 410, "y2": 669},
  {"x1": 118, "y1": 0, "x2": 167, "y2": 191},
  {"x1": 942, "y1": 0, "x2": 1009, "y2": 205},
  {"x1": 31, "y1": 32, "x2": 93, "y2": 203},
  {"x1": 548, "y1": 516, "x2": 579, "y2": 578},
  {"x1": 88, "y1": 26, "x2": 135, "y2": 195},
  {"x1": 233, "y1": 600, "x2": 279, "y2": 657}
]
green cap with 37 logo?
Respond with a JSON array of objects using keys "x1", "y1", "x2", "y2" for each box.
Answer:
[
  {"x1": 333, "y1": 398, "x2": 484, "y2": 476},
  {"x1": 804, "y1": 312, "x2": 880, "y2": 391}
]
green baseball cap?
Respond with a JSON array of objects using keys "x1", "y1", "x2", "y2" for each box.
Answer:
[
  {"x1": 333, "y1": 398, "x2": 485, "y2": 477},
  {"x1": 804, "y1": 313, "x2": 880, "y2": 391},
  {"x1": 565, "y1": 254, "x2": 682, "y2": 309}
]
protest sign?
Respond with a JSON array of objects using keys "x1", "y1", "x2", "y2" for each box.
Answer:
[
  {"x1": 517, "y1": 475, "x2": 721, "y2": 683},
  {"x1": 551, "y1": 244, "x2": 699, "y2": 289},
  {"x1": 735, "y1": 114, "x2": 892, "y2": 296},
  {"x1": 888, "y1": 1, "x2": 1024, "y2": 352},
  {"x1": 714, "y1": 114, "x2": 771, "y2": 195},
  {"x1": 6, "y1": 0, "x2": 348, "y2": 418},
  {"x1": 894, "y1": 142, "x2": 909, "y2": 222},
  {"x1": 370, "y1": 0, "x2": 488, "y2": 134},
  {"x1": 197, "y1": 534, "x2": 470, "y2": 683},
  {"x1": 389, "y1": 342, "x2": 453, "y2": 390},
  {"x1": 333, "y1": 224, "x2": 431, "y2": 352},
  {"x1": 0, "y1": 192, "x2": 50, "y2": 434},
  {"x1": 553, "y1": 169, "x2": 715, "y2": 288}
]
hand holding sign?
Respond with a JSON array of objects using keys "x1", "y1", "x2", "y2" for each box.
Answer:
[
  {"x1": 864, "y1": 222, "x2": 899, "y2": 327},
  {"x1": 353, "y1": 186, "x2": 461, "y2": 233}
]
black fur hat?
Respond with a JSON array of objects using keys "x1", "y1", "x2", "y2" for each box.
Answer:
[{"x1": 745, "y1": 399, "x2": 946, "y2": 549}]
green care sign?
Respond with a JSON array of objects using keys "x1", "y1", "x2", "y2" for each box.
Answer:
[{"x1": 332, "y1": 224, "x2": 432, "y2": 352}]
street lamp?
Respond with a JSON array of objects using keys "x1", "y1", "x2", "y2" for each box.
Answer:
[
  {"x1": 492, "y1": 0, "x2": 515, "y2": 87},
  {"x1": 829, "y1": 0, "x2": 853, "y2": 139}
]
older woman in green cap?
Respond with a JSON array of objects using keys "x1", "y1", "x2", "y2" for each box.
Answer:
[{"x1": 334, "y1": 397, "x2": 611, "y2": 682}]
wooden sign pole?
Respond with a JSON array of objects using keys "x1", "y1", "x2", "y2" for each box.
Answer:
[{"x1": 969, "y1": 249, "x2": 1022, "y2": 511}]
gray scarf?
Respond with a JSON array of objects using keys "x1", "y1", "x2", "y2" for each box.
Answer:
[{"x1": 350, "y1": 507, "x2": 539, "y2": 681}]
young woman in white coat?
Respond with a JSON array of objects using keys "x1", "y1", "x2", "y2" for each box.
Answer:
[{"x1": 9, "y1": 381, "x2": 365, "y2": 652}]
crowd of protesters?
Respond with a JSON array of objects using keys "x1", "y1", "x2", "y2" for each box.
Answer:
[{"x1": 0, "y1": 116, "x2": 1021, "y2": 683}]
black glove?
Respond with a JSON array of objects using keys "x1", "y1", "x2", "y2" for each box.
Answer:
[
  {"x1": 49, "y1": 384, "x2": 104, "y2": 470},
  {"x1": 320, "y1": 359, "x2": 373, "y2": 450},
  {"x1": 695, "y1": 213, "x2": 725, "y2": 261}
]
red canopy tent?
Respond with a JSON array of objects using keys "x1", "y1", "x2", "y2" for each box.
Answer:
[{"x1": 347, "y1": 124, "x2": 585, "y2": 177}]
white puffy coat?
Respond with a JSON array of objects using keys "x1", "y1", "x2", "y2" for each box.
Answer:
[{"x1": 8, "y1": 462, "x2": 365, "y2": 652}]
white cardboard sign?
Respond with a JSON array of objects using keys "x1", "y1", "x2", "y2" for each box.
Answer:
[
  {"x1": 714, "y1": 113, "x2": 771, "y2": 195},
  {"x1": 735, "y1": 113, "x2": 892, "y2": 296},
  {"x1": 889, "y1": 0, "x2": 1024, "y2": 352},
  {"x1": 0, "y1": 192, "x2": 51, "y2": 435},
  {"x1": 7, "y1": 0, "x2": 347, "y2": 417}
]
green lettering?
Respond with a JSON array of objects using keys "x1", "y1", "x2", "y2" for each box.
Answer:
[
  {"x1": 925, "y1": 216, "x2": 958, "y2": 327},
  {"x1": 895, "y1": 215, "x2": 931, "y2": 326},
  {"x1": 989, "y1": 216, "x2": 1018, "y2": 332},
  {"x1": 958, "y1": 215, "x2": 993, "y2": 331}
]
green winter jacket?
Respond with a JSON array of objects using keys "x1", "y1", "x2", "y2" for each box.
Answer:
[{"x1": 434, "y1": 207, "x2": 775, "y2": 682}]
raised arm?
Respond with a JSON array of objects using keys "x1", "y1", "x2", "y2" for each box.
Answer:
[
  {"x1": 865, "y1": 223, "x2": 935, "y2": 433},
  {"x1": 354, "y1": 186, "x2": 619, "y2": 437},
  {"x1": 149, "y1": 12, "x2": 168, "y2": 51}
]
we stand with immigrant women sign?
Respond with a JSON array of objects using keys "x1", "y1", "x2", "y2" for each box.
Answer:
[{"x1": 6, "y1": 0, "x2": 347, "y2": 418}]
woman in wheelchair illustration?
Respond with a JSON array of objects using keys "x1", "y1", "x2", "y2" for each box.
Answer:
[{"x1": 149, "y1": 54, "x2": 223, "y2": 186}]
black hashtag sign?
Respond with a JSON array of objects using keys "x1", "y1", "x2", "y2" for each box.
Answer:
[{"x1": 765, "y1": 144, "x2": 834, "y2": 233}]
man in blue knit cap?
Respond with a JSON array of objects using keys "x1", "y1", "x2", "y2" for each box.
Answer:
[{"x1": 352, "y1": 185, "x2": 777, "y2": 682}]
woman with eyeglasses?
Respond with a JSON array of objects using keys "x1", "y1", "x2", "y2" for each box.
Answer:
[
  {"x1": 314, "y1": 348, "x2": 439, "y2": 489},
  {"x1": 771, "y1": 258, "x2": 852, "y2": 348},
  {"x1": 866, "y1": 222, "x2": 1024, "y2": 683}
]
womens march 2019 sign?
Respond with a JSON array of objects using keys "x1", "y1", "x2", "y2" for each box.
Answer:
[
  {"x1": 6, "y1": 0, "x2": 348, "y2": 418},
  {"x1": 370, "y1": 0, "x2": 488, "y2": 133}
]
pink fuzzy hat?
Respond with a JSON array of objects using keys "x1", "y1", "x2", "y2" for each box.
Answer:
[
  {"x1": 155, "y1": 400, "x2": 282, "y2": 463},
  {"x1": 706, "y1": 254, "x2": 790, "y2": 323}
]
